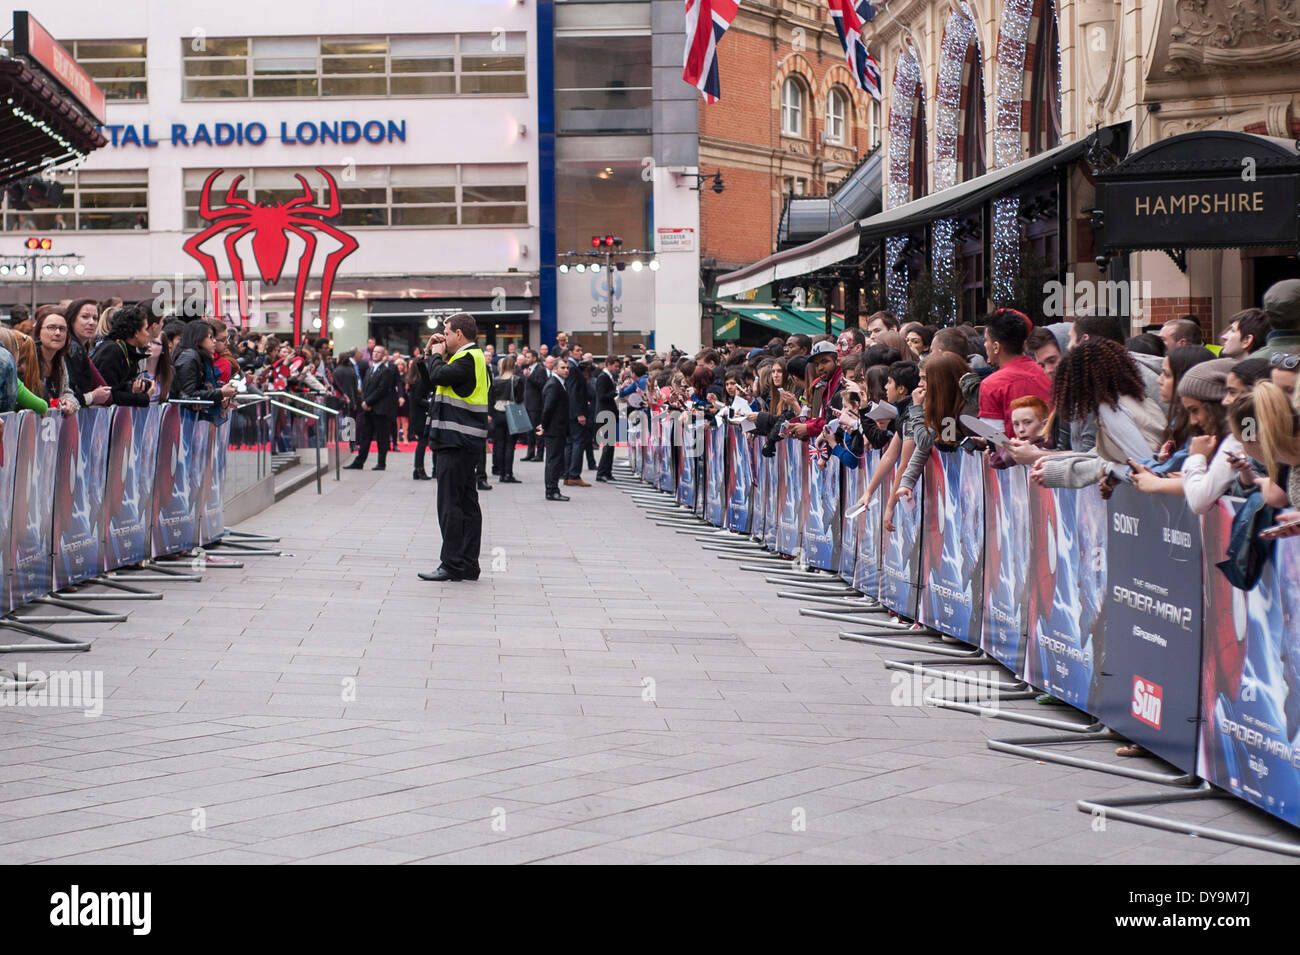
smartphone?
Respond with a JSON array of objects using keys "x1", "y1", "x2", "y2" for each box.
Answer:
[{"x1": 1261, "y1": 519, "x2": 1300, "y2": 538}]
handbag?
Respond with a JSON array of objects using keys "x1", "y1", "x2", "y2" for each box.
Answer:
[{"x1": 504, "y1": 401, "x2": 532, "y2": 435}]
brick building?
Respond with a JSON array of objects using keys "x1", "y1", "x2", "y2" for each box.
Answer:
[{"x1": 698, "y1": 0, "x2": 883, "y2": 275}]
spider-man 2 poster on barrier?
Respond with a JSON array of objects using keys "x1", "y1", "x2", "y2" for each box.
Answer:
[
  {"x1": 726, "y1": 425, "x2": 752, "y2": 534},
  {"x1": 1024, "y1": 484, "x2": 1108, "y2": 714},
  {"x1": 839, "y1": 453, "x2": 864, "y2": 585},
  {"x1": 802, "y1": 449, "x2": 839, "y2": 571},
  {"x1": 880, "y1": 460, "x2": 922, "y2": 619},
  {"x1": 677, "y1": 420, "x2": 699, "y2": 510},
  {"x1": 852, "y1": 450, "x2": 883, "y2": 600},
  {"x1": 1197, "y1": 501, "x2": 1300, "y2": 826},
  {"x1": 704, "y1": 422, "x2": 726, "y2": 527},
  {"x1": 9, "y1": 412, "x2": 60, "y2": 608},
  {"x1": 52, "y1": 407, "x2": 113, "y2": 591},
  {"x1": 918, "y1": 449, "x2": 985, "y2": 643},
  {"x1": 981, "y1": 464, "x2": 1031, "y2": 675},
  {"x1": 776, "y1": 439, "x2": 804, "y2": 556},
  {"x1": 102, "y1": 405, "x2": 162, "y2": 571},
  {"x1": 0, "y1": 412, "x2": 20, "y2": 614},
  {"x1": 199, "y1": 418, "x2": 229, "y2": 546}
]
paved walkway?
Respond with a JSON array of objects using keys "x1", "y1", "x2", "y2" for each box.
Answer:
[{"x1": 0, "y1": 452, "x2": 1295, "y2": 864}]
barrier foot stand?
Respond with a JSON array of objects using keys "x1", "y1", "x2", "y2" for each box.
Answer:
[
  {"x1": 736, "y1": 560, "x2": 804, "y2": 573},
  {"x1": 51, "y1": 578, "x2": 164, "y2": 601},
  {"x1": 223, "y1": 529, "x2": 281, "y2": 543},
  {"x1": 208, "y1": 540, "x2": 281, "y2": 556},
  {"x1": 710, "y1": 550, "x2": 784, "y2": 561},
  {"x1": 988, "y1": 730, "x2": 1195, "y2": 786},
  {"x1": 106, "y1": 562, "x2": 202, "y2": 583},
  {"x1": 840, "y1": 628, "x2": 983, "y2": 658},
  {"x1": 926, "y1": 694, "x2": 1103, "y2": 732},
  {"x1": 793, "y1": 593, "x2": 885, "y2": 612},
  {"x1": 775, "y1": 584, "x2": 860, "y2": 598},
  {"x1": 806, "y1": 608, "x2": 918, "y2": 627},
  {"x1": 0, "y1": 619, "x2": 92, "y2": 653},
  {"x1": 762, "y1": 568, "x2": 844, "y2": 583},
  {"x1": 14, "y1": 598, "x2": 129, "y2": 625},
  {"x1": 883, "y1": 656, "x2": 1027, "y2": 693},
  {"x1": 693, "y1": 535, "x2": 759, "y2": 547},
  {"x1": 0, "y1": 668, "x2": 46, "y2": 690},
  {"x1": 1076, "y1": 784, "x2": 1300, "y2": 857}
]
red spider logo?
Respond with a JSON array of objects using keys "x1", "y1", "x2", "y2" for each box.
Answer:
[{"x1": 183, "y1": 167, "x2": 359, "y2": 344}]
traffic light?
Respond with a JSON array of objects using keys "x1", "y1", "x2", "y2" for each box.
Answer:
[
  {"x1": 591, "y1": 236, "x2": 602, "y2": 248},
  {"x1": 25, "y1": 237, "x2": 52, "y2": 250}
]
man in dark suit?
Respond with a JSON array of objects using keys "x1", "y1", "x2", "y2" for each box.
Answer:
[
  {"x1": 593, "y1": 354, "x2": 621, "y2": 482},
  {"x1": 523, "y1": 351, "x2": 548, "y2": 461},
  {"x1": 344, "y1": 345, "x2": 399, "y2": 470},
  {"x1": 332, "y1": 348, "x2": 363, "y2": 452},
  {"x1": 563, "y1": 347, "x2": 591, "y2": 487},
  {"x1": 539, "y1": 358, "x2": 570, "y2": 501}
]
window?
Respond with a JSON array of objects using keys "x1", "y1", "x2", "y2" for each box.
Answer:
[
  {"x1": 871, "y1": 100, "x2": 882, "y2": 149},
  {"x1": 555, "y1": 158, "x2": 652, "y2": 254},
  {"x1": 826, "y1": 89, "x2": 847, "y2": 144},
  {"x1": 555, "y1": 35, "x2": 652, "y2": 135},
  {"x1": 72, "y1": 40, "x2": 148, "y2": 101},
  {"x1": 1028, "y1": 1, "x2": 1062, "y2": 155},
  {"x1": 182, "y1": 33, "x2": 525, "y2": 99},
  {"x1": 182, "y1": 165, "x2": 527, "y2": 230},
  {"x1": 1, "y1": 170, "x2": 147, "y2": 231},
  {"x1": 781, "y1": 78, "x2": 804, "y2": 137}
]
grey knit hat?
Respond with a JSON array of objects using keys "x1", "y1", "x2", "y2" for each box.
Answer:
[
  {"x1": 1177, "y1": 357, "x2": 1233, "y2": 403},
  {"x1": 1264, "y1": 279, "x2": 1300, "y2": 329}
]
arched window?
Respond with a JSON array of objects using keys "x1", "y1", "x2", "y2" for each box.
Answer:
[
  {"x1": 871, "y1": 100, "x2": 881, "y2": 149},
  {"x1": 826, "y1": 88, "x2": 847, "y2": 144},
  {"x1": 1028, "y1": 0, "x2": 1062, "y2": 154},
  {"x1": 781, "y1": 77, "x2": 805, "y2": 137},
  {"x1": 910, "y1": 93, "x2": 927, "y2": 200}
]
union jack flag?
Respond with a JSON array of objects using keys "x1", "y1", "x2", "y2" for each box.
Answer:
[
  {"x1": 683, "y1": 0, "x2": 740, "y2": 104},
  {"x1": 829, "y1": 0, "x2": 883, "y2": 101}
]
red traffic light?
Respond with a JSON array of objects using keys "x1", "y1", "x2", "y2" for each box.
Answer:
[
  {"x1": 604, "y1": 235, "x2": 614, "y2": 247},
  {"x1": 40, "y1": 238, "x2": 52, "y2": 250},
  {"x1": 591, "y1": 236, "x2": 602, "y2": 248},
  {"x1": 26, "y1": 237, "x2": 51, "y2": 250},
  {"x1": 25, "y1": 237, "x2": 39, "y2": 249}
]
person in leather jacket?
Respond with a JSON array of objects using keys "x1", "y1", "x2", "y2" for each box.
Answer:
[
  {"x1": 90, "y1": 302, "x2": 156, "y2": 407},
  {"x1": 170, "y1": 320, "x2": 236, "y2": 417}
]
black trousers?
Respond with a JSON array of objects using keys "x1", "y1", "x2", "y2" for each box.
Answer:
[
  {"x1": 597, "y1": 442, "x2": 615, "y2": 478},
  {"x1": 544, "y1": 433, "x2": 566, "y2": 493},
  {"x1": 490, "y1": 418, "x2": 518, "y2": 478},
  {"x1": 411, "y1": 411, "x2": 428, "y2": 471},
  {"x1": 525, "y1": 409, "x2": 541, "y2": 457},
  {"x1": 354, "y1": 412, "x2": 393, "y2": 467},
  {"x1": 585, "y1": 424, "x2": 597, "y2": 470},
  {"x1": 434, "y1": 446, "x2": 482, "y2": 578}
]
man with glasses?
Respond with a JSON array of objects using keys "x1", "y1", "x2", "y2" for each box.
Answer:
[
  {"x1": 836, "y1": 327, "x2": 865, "y2": 357},
  {"x1": 1270, "y1": 350, "x2": 1300, "y2": 395}
]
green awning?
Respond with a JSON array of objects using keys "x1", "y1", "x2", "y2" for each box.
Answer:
[{"x1": 717, "y1": 304, "x2": 843, "y2": 338}]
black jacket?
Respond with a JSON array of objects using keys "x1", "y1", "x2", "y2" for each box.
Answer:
[
  {"x1": 66, "y1": 339, "x2": 100, "y2": 405},
  {"x1": 594, "y1": 368, "x2": 618, "y2": 418},
  {"x1": 333, "y1": 361, "x2": 361, "y2": 414},
  {"x1": 541, "y1": 375, "x2": 569, "y2": 438},
  {"x1": 525, "y1": 362, "x2": 547, "y2": 414},
  {"x1": 490, "y1": 374, "x2": 524, "y2": 414},
  {"x1": 565, "y1": 363, "x2": 592, "y2": 423},
  {"x1": 361, "y1": 360, "x2": 399, "y2": 417},
  {"x1": 91, "y1": 338, "x2": 150, "y2": 407},
  {"x1": 171, "y1": 347, "x2": 225, "y2": 406}
]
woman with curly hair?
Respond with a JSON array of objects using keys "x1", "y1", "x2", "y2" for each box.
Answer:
[{"x1": 1032, "y1": 337, "x2": 1164, "y2": 489}]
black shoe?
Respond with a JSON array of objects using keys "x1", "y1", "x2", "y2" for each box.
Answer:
[
  {"x1": 344, "y1": 461, "x2": 364, "y2": 470},
  {"x1": 476, "y1": 479, "x2": 493, "y2": 491},
  {"x1": 490, "y1": 467, "x2": 500, "y2": 475},
  {"x1": 417, "y1": 567, "x2": 462, "y2": 582},
  {"x1": 372, "y1": 464, "x2": 385, "y2": 471},
  {"x1": 413, "y1": 467, "x2": 431, "y2": 480},
  {"x1": 499, "y1": 475, "x2": 521, "y2": 484},
  {"x1": 595, "y1": 475, "x2": 613, "y2": 483},
  {"x1": 546, "y1": 491, "x2": 570, "y2": 501}
]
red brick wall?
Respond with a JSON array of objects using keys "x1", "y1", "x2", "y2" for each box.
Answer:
[
  {"x1": 699, "y1": 20, "x2": 876, "y2": 270},
  {"x1": 1142, "y1": 297, "x2": 1213, "y2": 338}
]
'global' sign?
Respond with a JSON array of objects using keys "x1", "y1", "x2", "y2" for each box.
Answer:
[{"x1": 101, "y1": 120, "x2": 408, "y2": 147}]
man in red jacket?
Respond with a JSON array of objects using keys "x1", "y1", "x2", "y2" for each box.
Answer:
[{"x1": 979, "y1": 308, "x2": 1052, "y2": 437}]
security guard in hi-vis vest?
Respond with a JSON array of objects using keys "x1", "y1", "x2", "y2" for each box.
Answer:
[{"x1": 419, "y1": 313, "x2": 490, "y2": 582}]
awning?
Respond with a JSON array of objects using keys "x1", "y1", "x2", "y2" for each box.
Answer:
[
  {"x1": 716, "y1": 303, "x2": 843, "y2": 338},
  {"x1": 1094, "y1": 130, "x2": 1300, "y2": 255},
  {"x1": 716, "y1": 223, "x2": 861, "y2": 299},
  {"x1": 778, "y1": 146, "x2": 884, "y2": 247},
  {"x1": 717, "y1": 123, "x2": 1129, "y2": 299}
]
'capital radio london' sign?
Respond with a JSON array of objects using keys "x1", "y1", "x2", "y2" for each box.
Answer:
[{"x1": 100, "y1": 119, "x2": 408, "y2": 148}]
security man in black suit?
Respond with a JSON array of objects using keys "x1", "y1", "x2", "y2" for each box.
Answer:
[
  {"x1": 538, "y1": 357, "x2": 570, "y2": 501},
  {"x1": 332, "y1": 348, "x2": 363, "y2": 452},
  {"x1": 419, "y1": 313, "x2": 490, "y2": 582},
  {"x1": 593, "y1": 354, "x2": 621, "y2": 481},
  {"x1": 523, "y1": 352, "x2": 548, "y2": 461},
  {"x1": 344, "y1": 345, "x2": 398, "y2": 470}
]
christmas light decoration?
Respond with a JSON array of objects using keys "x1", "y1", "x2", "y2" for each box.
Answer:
[
  {"x1": 933, "y1": 10, "x2": 976, "y2": 194},
  {"x1": 885, "y1": 49, "x2": 922, "y2": 315}
]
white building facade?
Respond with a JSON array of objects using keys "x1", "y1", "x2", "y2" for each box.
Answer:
[{"x1": 1, "y1": 0, "x2": 539, "y2": 354}]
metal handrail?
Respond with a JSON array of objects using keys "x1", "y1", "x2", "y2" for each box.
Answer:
[{"x1": 267, "y1": 391, "x2": 338, "y2": 416}]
